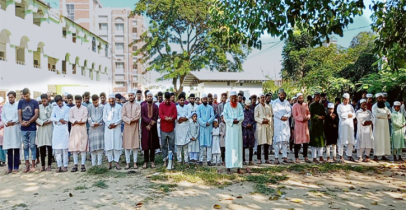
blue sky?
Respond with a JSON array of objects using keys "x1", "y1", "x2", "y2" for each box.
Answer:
[{"x1": 99, "y1": 0, "x2": 374, "y2": 82}]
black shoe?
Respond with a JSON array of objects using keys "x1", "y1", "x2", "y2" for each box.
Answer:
[{"x1": 207, "y1": 161, "x2": 212, "y2": 166}]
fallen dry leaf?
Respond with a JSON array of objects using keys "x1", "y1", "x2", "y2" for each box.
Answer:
[
  {"x1": 371, "y1": 201, "x2": 378, "y2": 205},
  {"x1": 269, "y1": 196, "x2": 279, "y2": 201},
  {"x1": 291, "y1": 199, "x2": 303, "y2": 203},
  {"x1": 225, "y1": 197, "x2": 233, "y2": 200},
  {"x1": 213, "y1": 204, "x2": 221, "y2": 209},
  {"x1": 236, "y1": 195, "x2": 242, "y2": 199},
  {"x1": 136, "y1": 202, "x2": 143, "y2": 206}
]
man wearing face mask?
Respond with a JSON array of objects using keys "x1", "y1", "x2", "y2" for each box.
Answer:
[
  {"x1": 272, "y1": 89, "x2": 292, "y2": 164},
  {"x1": 372, "y1": 93, "x2": 391, "y2": 162}
]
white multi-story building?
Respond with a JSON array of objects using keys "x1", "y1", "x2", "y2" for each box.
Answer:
[
  {"x1": 46, "y1": 0, "x2": 149, "y2": 93},
  {"x1": 0, "y1": 0, "x2": 111, "y2": 99}
]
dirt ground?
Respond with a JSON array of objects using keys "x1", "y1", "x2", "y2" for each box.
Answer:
[{"x1": 1, "y1": 152, "x2": 406, "y2": 210}]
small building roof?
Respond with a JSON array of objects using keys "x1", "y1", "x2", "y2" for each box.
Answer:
[{"x1": 182, "y1": 71, "x2": 270, "y2": 86}]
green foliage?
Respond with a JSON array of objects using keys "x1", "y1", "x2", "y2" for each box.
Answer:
[
  {"x1": 210, "y1": 0, "x2": 364, "y2": 48},
  {"x1": 93, "y1": 180, "x2": 109, "y2": 189},
  {"x1": 87, "y1": 166, "x2": 109, "y2": 175},
  {"x1": 74, "y1": 185, "x2": 89, "y2": 190},
  {"x1": 253, "y1": 183, "x2": 276, "y2": 195},
  {"x1": 149, "y1": 183, "x2": 178, "y2": 193},
  {"x1": 370, "y1": 0, "x2": 406, "y2": 70},
  {"x1": 133, "y1": 0, "x2": 249, "y2": 95}
]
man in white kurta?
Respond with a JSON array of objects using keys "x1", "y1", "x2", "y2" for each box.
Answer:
[
  {"x1": 50, "y1": 95, "x2": 70, "y2": 172},
  {"x1": 188, "y1": 94, "x2": 199, "y2": 113},
  {"x1": 103, "y1": 94, "x2": 123, "y2": 170},
  {"x1": 69, "y1": 95, "x2": 89, "y2": 172},
  {"x1": 2, "y1": 92, "x2": 21, "y2": 173},
  {"x1": 175, "y1": 94, "x2": 191, "y2": 163},
  {"x1": 337, "y1": 93, "x2": 356, "y2": 162},
  {"x1": 273, "y1": 89, "x2": 292, "y2": 164},
  {"x1": 254, "y1": 93, "x2": 273, "y2": 164},
  {"x1": 372, "y1": 93, "x2": 391, "y2": 161},
  {"x1": 223, "y1": 91, "x2": 244, "y2": 174}
]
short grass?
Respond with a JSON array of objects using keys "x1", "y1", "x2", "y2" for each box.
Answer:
[
  {"x1": 86, "y1": 165, "x2": 136, "y2": 178},
  {"x1": 93, "y1": 180, "x2": 109, "y2": 189},
  {"x1": 253, "y1": 183, "x2": 276, "y2": 195},
  {"x1": 149, "y1": 183, "x2": 178, "y2": 193},
  {"x1": 251, "y1": 163, "x2": 377, "y2": 174},
  {"x1": 74, "y1": 185, "x2": 89, "y2": 190}
]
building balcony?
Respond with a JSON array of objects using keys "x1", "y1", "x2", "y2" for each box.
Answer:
[
  {"x1": 115, "y1": 69, "x2": 125, "y2": 74},
  {"x1": 33, "y1": 65, "x2": 41, "y2": 69}
]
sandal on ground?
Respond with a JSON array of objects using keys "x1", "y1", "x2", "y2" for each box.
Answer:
[
  {"x1": 116, "y1": 166, "x2": 121, "y2": 170},
  {"x1": 274, "y1": 160, "x2": 280, "y2": 165},
  {"x1": 295, "y1": 159, "x2": 300, "y2": 163},
  {"x1": 63, "y1": 167, "x2": 68, "y2": 172},
  {"x1": 46, "y1": 166, "x2": 52, "y2": 171},
  {"x1": 265, "y1": 160, "x2": 272, "y2": 164},
  {"x1": 12, "y1": 169, "x2": 19, "y2": 174},
  {"x1": 57, "y1": 167, "x2": 62, "y2": 173},
  {"x1": 41, "y1": 167, "x2": 46, "y2": 172},
  {"x1": 124, "y1": 165, "x2": 130, "y2": 170},
  {"x1": 305, "y1": 159, "x2": 312, "y2": 163},
  {"x1": 348, "y1": 157, "x2": 355, "y2": 162},
  {"x1": 133, "y1": 164, "x2": 138, "y2": 169},
  {"x1": 23, "y1": 165, "x2": 30, "y2": 173},
  {"x1": 151, "y1": 163, "x2": 156, "y2": 168},
  {"x1": 71, "y1": 166, "x2": 78, "y2": 172},
  {"x1": 108, "y1": 166, "x2": 112, "y2": 170},
  {"x1": 142, "y1": 164, "x2": 147, "y2": 169},
  {"x1": 283, "y1": 159, "x2": 293, "y2": 164},
  {"x1": 5, "y1": 169, "x2": 12, "y2": 174},
  {"x1": 381, "y1": 156, "x2": 390, "y2": 161},
  {"x1": 257, "y1": 160, "x2": 262, "y2": 164},
  {"x1": 80, "y1": 165, "x2": 86, "y2": 172}
]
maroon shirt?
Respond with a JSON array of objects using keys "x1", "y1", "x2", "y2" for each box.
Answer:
[{"x1": 159, "y1": 102, "x2": 177, "y2": 132}]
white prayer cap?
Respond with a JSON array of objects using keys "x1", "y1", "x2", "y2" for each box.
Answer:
[
  {"x1": 0, "y1": 97, "x2": 4, "y2": 104},
  {"x1": 327, "y1": 103, "x2": 334, "y2": 109},
  {"x1": 220, "y1": 112, "x2": 224, "y2": 117},
  {"x1": 214, "y1": 119, "x2": 218, "y2": 122},
  {"x1": 36, "y1": 97, "x2": 41, "y2": 101},
  {"x1": 292, "y1": 97, "x2": 297, "y2": 100},
  {"x1": 342, "y1": 93, "x2": 350, "y2": 99},
  {"x1": 394, "y1": 101, "x2": 401, "y2": 106},
  {"x1": 213, "y1": 94, "x2": 218, "y2": 97},
  {"x1": 297, "y1": 93, "x2": 303, "y2": 97},
  {"x1": 278, "y1": 88, "x2": 285, "y2": 94},
  {"x1": 360, "y1": 99, "x2": 367, "y2": 104},
  {"x1": 108, "y1": 94, "x2": 115, "y2": 99},
  {"x1": 201, "y1": 93, "x2": 208, "y2": 98},
  {"x1": 375, "y1": 93, "x2": 383, "y2": 98},
  {"x1": 147, "y1": 92, "x2": 154, "y2": 96},
  {"x1": 229, "y1": 91, "x2": 237, "y2": 96},
  {"x1": 382, "y1": 92, "x2": 388, "y2": 97},
  {"x1": 258, "y1": 93, "x2": 265, "y2": 97},
  {"x1": 245, "y1": 100, "x2": 252, "y2": 106},
  {"x1": 366, "y1": 93, "x2": 373, "y2": 98},
  {"x1": 128, "y1": 89, "x2": 136, "y2": 95}
]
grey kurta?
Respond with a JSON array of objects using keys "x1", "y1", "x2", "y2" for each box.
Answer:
[
  {"x1": 187, "y1": 121, "x2": 200, "y2": 153},
  {"x1": 36, "y1": 104, "x2": 53, "y2": 147},
  {"x1": 87, "y1": 104, "x2": 105, "y2": 152}
]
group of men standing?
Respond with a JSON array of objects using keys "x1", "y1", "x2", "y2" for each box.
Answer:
[{"x1": 0, "y1": 87, "x2": 405, "y2": 175}]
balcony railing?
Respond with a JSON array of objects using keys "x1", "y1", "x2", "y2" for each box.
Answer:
[
  {"x1": 34, "y1": 65, "x2": 41, "y2": 69},
  {"x1": 16, "y1": 61, "x2": 25, "y2": 65},
  {"x1": 0, "y1": 56, "x2": 6, "y2": 61}
]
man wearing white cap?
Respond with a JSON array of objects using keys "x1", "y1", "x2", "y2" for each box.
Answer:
[
  {"x1": 103, "y1": 94, "x2": 123, "y2": 170},
  {"x1": 366, "y1": 93, "x2": 373, "y2": 111},
  {"x1": 292, "y1": 93, "x2": 311, "y2": 163},
  {"x1": 196, "y1": 93, "x2": 215, "y2": 165},
  {"x1": 273, "y1": 88, "x2": 292, "y2": 164},
  {"x1": 121, "y1": 90, "x2": 141, "y2": 169},
  {"x1": 223, "y1": 91, "x2": 244, "y2": 174},
  {"x1": 337, "y1": 93, "x2": 356, "y2": 162},
  {"x1": 355, "y1": 99, "x2": 374, "y2": 162},
  {"x1": 390, "y1": 101, "x2": 405, "y2": 161},
  {"x1": 254, "y1": 93, "x2": 273, "y2": 164},
  {"x1": 372, "y1": 93, "x2": 391, "y2": 161}
]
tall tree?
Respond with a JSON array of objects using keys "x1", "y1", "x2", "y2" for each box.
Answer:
[{"x1": 133, "y1": 0, "x2": 249, "y2": 95}]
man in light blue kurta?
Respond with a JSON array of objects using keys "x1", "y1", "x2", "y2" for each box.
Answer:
[
  {"x1": 103, "y1": 94, "x2": 123, "y2": 170},
  {"x1": 223, "y1": 91, "x2": 244, "y2": 173},
  {"x1": 196, "y1": 94, "x2": 215, "y2": 165}
]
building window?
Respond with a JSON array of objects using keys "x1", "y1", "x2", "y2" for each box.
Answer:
[
  {"x1": 92, "y1": 37, "x2": 96, "y2": 52},
  {"x1": 132, "y1": 28, "x2": 137, "y2": 33},
  {"x1": 99, "y1": 23, "x2": 107, "y2": 32},
  {"x1": 115, "y1": 62, "x2": 124, "y2": 70},
  {"x1": 115, "y1": 43, "x2": 124, "y2": 53},
  {"x1": 133, "y1": 64, "x2": 137, "y2": 70},
  {"x1": 132, "y1": 20, "x2": 137, "y2": 26},
  {"x1": 67, "y1": 4, "x2": 75, "y2": 20},
  {"x1": 72, "y1": 33, "x2": 76, "y2": 43},
  {"x1": 105, "y1": 44, "x2": 108, "y2": 57},
  {"x1": 132, "y1": 46, "x2": 138, "y2": 51},
  {"x1": 115, "y1": 24, "x2": 124, "y2": 33}
]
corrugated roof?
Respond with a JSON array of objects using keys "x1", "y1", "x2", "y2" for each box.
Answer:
[{"x1": 182, "y1": 71, "x2": 270, "y2": 86}]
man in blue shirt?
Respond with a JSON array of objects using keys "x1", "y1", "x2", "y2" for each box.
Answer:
[{"x1": 18, "y1": 88, "x2": 39, "y2": 173}]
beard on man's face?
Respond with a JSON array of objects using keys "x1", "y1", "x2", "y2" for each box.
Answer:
[{"x1": 377, "y1": 101, "x2": 385, "y2": 108}]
